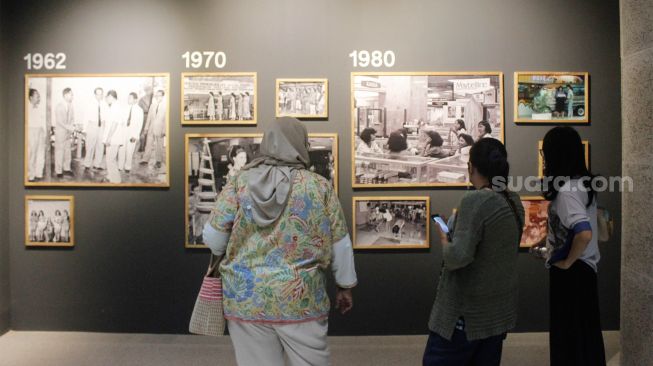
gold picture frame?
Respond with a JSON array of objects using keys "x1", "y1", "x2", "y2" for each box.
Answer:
[
  {"x1": 352, "y1": 196, "x2": 430, "y2": 250},
  {"x1": 24, "y1": 73, "x2": 171, "y2": 187},
  {"x1": 185, "y1": 133, "x2": 339, "y2": 249},
  {"x1": 181, "y1": 72, "x2": 257, "y2": 125},
  {"x1": 351, "y1": 71, "x2": 504, "y2": 188},
  {"x1": 275, "y1": 78, "x2": 328, "y2": 119},
  {"x1": 25, "y1": 195, "x2": 75, "y2": 247},
  {"x1": 514, "y1": 72, "x2": 589, "y2": 123},
  {"x1": 538, "y1": 140, "x2": 590, "y2": 177},
  {"x1": 519, "y1": 196, "x2": 549, "y2": 248}
]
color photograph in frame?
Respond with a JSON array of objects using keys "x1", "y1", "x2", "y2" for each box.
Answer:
[
  {"x1": 351, "y1": 72, "x2": 504, "y2": 188},
  {"x1": 181, "y1": 72, "x2": 257, "y2": 125},
  {"x1": 276, "y1": 78, "x2": 328, "y2": 119},
  {"x1": 520, "y1": 196, "x2": 550, "y2": 248},
  {"x1": 515, "y1": 72, "x2": 589, "y2": 123},
  {"x1": 25, "y1": 73, "x2": 170, "y2": 187},
  {"x1": 538, "y1": 140, "x2": 589, "y2": 177},
  {"x1": 352, "y1": 196, "x2": 430, "y2": 249},
  {"x1": 25, "y1": 195, "x2": 75, "y2": 247},
  {"x1": 185, "y1": 133, "x2": 339, "y2": 248}
]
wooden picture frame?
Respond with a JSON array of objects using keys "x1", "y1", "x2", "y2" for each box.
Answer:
[
  {"x1": 25, "y1": 195, "x2": 75, "y2": 247},
  {"x1": 24, "y1": 73, "x2": 171, "y2": 187},
  {"x1": 351, "y1": 72, "x2": 504, "y2": 188},
  {"x1": 514, "y1": 72, "x2": 589, "y2": 123},
  {"x1": 181, "y1": 72, "x2": 257, "y2": 125},
  {"x1": 275, "y1": 78, "x2": 328, "y2": 119},
  {"x1": 520, "y1": 196, "x2": 549, "y2": 248},
  {"x1": 538, "y1": 140, "x2": 590, "y2": 177},
  {"x1": 185, "y1": 133, "x2": 339, "y2": 249},
  {"x1": 352, "y1": 196, "x2": 430, "y2": 249}
]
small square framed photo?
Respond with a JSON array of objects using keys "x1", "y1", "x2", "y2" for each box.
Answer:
[
  {"x1": 276, "y1": 78, "x2": 328, "y2": 119},
  {"x1": 515, "y1": 72, "x2": 589, "y2": 123},
  {"x1": 181, "y1": 72, "x2": 257, "y2": 125},
  {"x1": 25, "y1": 195, "x2": 75, "y2": 247},
  {"x1": 538, "y1": 140, "x2": 589, "y2": 177},
  {"x1": 352, "y1": 196, "x2": 430, "y2": 249},
  {"x1": 520, "y1": 196, "x2": 549, "y2": 248}
]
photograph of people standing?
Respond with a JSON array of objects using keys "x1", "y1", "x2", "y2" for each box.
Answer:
[
  {"x1": 24, "y1": 74, "x2": 170, "y2": 187},
  {"x1": 276, "y1": 79, "x2": 328, "y2": 118},
  {"x1": 181, "y1": 73, "x2": 256, "y2": 124}
]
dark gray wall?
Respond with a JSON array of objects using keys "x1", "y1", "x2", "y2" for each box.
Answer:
[
  {"x1": 4, "y1": 0, "x2": 621, "y2": 335},
  {"x1": 0, "y1": 0, "x2": 11, "y2": 335}
]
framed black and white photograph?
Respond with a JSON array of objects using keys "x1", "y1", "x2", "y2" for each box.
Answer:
[
  {"x1": 538, "y1": 140, "x2": 589, "y2": 177},
  {"x1": 24, "y1": 73, "x2": 170, "y2": 187},
  {"x1": 352, "y1": 197, "x2": 430, "y2": 249},
  {"x1": 515, "y1": 72, "x2": 589, "y2": 123},
  {"x1": 351, "y1": 72, "x2": 504, "y2": 188},
  {"x1": 181, "y1": 72, "x2": 257, "y2": 125},
  {"x1": 520, "y1": 196, "x2": 550, "y2": 248},
  {"x1": 25, "y1": 195, "x2": 75, "y2": 247},
  {"x1": 276, "y1": 78, "x2": 328, "y2": 119},
  {"x1": 185, "y1": 133, "x2": 339, "y2": 248}
]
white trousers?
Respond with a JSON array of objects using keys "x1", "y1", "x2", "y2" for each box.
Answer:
[{"x1": 228, "y1": 319, "x2": 330, "y2": 366}]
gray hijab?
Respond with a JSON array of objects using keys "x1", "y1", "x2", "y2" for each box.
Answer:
[{"x1": 243, "y1": 117, "x2": 310, "y2": 227}]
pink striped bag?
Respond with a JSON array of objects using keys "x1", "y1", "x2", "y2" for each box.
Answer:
[{"x1": 189, "y1": 255, "x2": 225, "y2": 336}]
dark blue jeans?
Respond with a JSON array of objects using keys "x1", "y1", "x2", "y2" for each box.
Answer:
[{"x1": 422, "y1": 328, "x2": 506, "y2": 366}]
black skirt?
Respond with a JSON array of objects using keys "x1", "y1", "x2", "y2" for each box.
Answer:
[{"x1": 549, "y1": 260, "x2": 606, "y2": 366}]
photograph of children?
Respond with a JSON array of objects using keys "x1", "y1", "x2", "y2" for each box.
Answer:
[
  {"x1": 25, "y1": 74, "x2": 170, "y2": 187},
  {"x1": 352, "y1": 72, "x2": 503, "y2": 187},
  {"x1": 276, "y1": 79, "x2": 328, "y2": 118},
  {"x1": 352, "y1": 197, "x2": 430, "y2": 249},
  {"x1": 185, "y1": 133, "x2": 338, "y2": 248},
  {"x1": 520, "y1": 197, "x2": 550, "y2": 248},
  {"x1": 515, "y1": 72, "x2": 589, "y2": 123},
  {"x1": 182, "y1": 73, "x2": 256, "y2": 124},
  {"x1": 25, "y1": 196, "x2": 74, "y2": 247}
]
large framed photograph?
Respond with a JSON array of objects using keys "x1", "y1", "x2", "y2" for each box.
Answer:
[
  {"x1": 181, "y1": 72, "x2": 257, "y2": 125},
  {"x1": 24, "y1": 73, "x2": 170, "y2": 187},
  {"x1": 352, "y1": 197, "x2": 430, "y2": 249},
  {"x1": 351, "y1": 72, "x2": 504, "y2": 188},
  {"x1": 515, "y1": 72, "x2": 589, "y2": 123},
  {"x1": 185, "y1": 133, "x2": 338, "y2": 248},
  {"x1": 25, "y1": 195, "x2": 75, "y2": 247},
  {"x1": 520, "y1": 196, "x2": 549, "y2": 248},
  {"x1": 276, "y1": 78, "x2": 328, "y2": 119},
  {"x1": 538, "y1": 140, "x2": 589, "y2": 177}
]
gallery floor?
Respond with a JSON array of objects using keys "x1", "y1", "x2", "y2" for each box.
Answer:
[{"x1": 0, "y1": 331, "x2": 621, "y2": 366}]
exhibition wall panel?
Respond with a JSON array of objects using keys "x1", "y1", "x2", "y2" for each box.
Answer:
[
  {"x1": 3, "y1": 0, "x2": 621, "y2": 335},
  {"x1": 1, "y1": 0, "x2": 11, "y2": 334}
]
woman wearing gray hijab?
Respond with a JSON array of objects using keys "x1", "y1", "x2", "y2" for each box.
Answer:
[{"x1": 203, "y1": 117, "x2": 357, "y2": 366}]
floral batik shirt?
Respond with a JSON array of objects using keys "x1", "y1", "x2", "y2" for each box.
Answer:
[{"x1": 208, "y1": 169, "x2": 348, "y2": 323}]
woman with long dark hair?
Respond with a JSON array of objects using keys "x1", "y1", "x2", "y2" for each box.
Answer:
[
  {"x1": 541, "y1": 126, "x2": 605, "y2": 365},
  {"x1": 424, "y1": 138, "x2": 524, "y2": 366}
]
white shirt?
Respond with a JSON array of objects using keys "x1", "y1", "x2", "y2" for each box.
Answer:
[
  {"x1": 29, "y1": 103, "x2": 46, "y2": 129},
  {"x1": 86, "y1": 100, "x2": 108, "y2": 132},
  {"x1": 356, "y1": 140, "x2": 383, "y2": 155},
  {"x1": 103, "y1": 102, "x2": 126, "y2": 145},
  {"x1": 123, "y1": 104, "x2": 144, "y2": 141}
]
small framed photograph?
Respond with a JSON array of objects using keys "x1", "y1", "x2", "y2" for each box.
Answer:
[
  {"x1": 185, "y1": 133, "x2": 339, "y2": 248},
  {"x1": 515, "y1": 72, "x2": 589, "y2": 123},
  {"x1": 25, "y1": 73, "x2": 171, "y2": 187},
  {"x1": 352, "y1": 196, "x2": 430, "y2": 249},
  {"x1": 538, "y1": 140, "x2": 589, "y2": 177},
  {"x1": 25, "y1": 195, "x2": 75, "y2": 247},
  {"x1": 181, "y1": 72, "x2": 257, "y2": 125},
  {"x1": 520, "y1": 196, "x2": 549, "y2": 248},
  {"x1": 276, "y1": 78, "x2": 328, "y2": 119},
  {"x1": 351, "y1": 72, "x2": 504, "y2": 188}
]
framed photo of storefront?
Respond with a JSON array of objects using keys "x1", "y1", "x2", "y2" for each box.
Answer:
[
  {"x1": 184, "y1": 133, "x2": 339, "y2": 248},
  {"x1": 24, "y1": 73, "x2": 171, "y2": 187},
  {"x1": 520, "y1": 196, "x2": 549, "y2": 248},
  {"x1": 181, "y1": 72, "x2": 257, "y2": 125},
  {"x1": 275, "y1": 78, "x2": 328, "y2": 119},
  {"x1": 352, "y1": 196, "x2": 430, "y2": 249},
  {"x1": 538, "y1": 140, "x2": 589, "y2": 177},
  {"x1": 351, "y1": 72, "x2": 504, "y2": 188},
  {"x1": 514, "y1": 72, "x2": 589, "y2": 123},
  {"x1": 25, "y1": 195, "x2": 75, "y2": 247}
]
